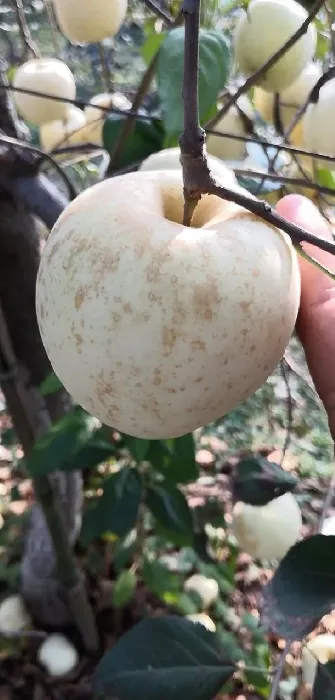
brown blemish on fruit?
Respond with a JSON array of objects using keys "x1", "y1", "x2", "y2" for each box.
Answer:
[
  {"x1": 162, "y1": 327, "x2": 177, "y2": 355},
  {"x1": 123, "y1": 303, "x2": 132, "y2": 314},
  {"x1": 96, "y1": 369, "x2": 117, "y2": 407},
  {"x1": 240, "y1": 301, "x2": 251, "y2": 313},
  {"x1": 192, "y1": 279, "x2": 221, "y2": 321},
  {"x1": 74, "y1": 333, "x2": 83, "y2": 352},
  {"x1": 75, "y1": 285, "x2": 88, "y2": 310},
  {"x1": 47, "y1": 239, "x2": 62, "y2": 264},
  {"x1": 191, "y1": 340, "x2": 205, "y2": 351}
]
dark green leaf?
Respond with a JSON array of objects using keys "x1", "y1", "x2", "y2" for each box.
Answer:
[
  {"x1": 156, "y1": 27, "x2": 230, "y2": 138},
  {"x1": 262, "y1": 535, "x2": 335, "y2": 639},
  {"x1": 147, "y1": 436, "x2": 198, "y2": 485},
  {"x1": 146, "y1": 483, "x2": 193, "y2": 545},
  {"x1": 123, "y1": 435, "x2": 151, "y2": 463},
  {"x1": 141, "y1": 32, "x2": 166, "y2": 64},
  {"x1": 93, "y1": 615, "x2": 234, "y2": 700},
  {"x1": 113, "y1": 569, "x2": 137, "y2": 608},
  {"x1": 232, "y1": 455, "x2": 298, "y2": 506},
  {"x1": 80, "y1": 467, "x2": 142, "y2": 544},
  {"x1": 1, "y1": 427, "x2": 17, "y2": 448},
  {"x1": 103, "y1": 115, "x2": 164, "y2": 170},
  {"x1": 146, "y1": 440, "x2": 174, "y2": 477},
  {"x1": 313, "y1": 659, "x2": 335, "y2": 700},
  {"x1": 26, "y1": 408, "x2": 96, "y2": 477},
  {"x1": 72, "y1": 434, "x2": 115, "y2": 472},
  {"x1": 39, "y1": 372, "x2": 63, "y2": 396}
]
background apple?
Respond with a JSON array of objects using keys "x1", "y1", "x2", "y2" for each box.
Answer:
[
  {"x1": 206, "y1": 96, "x2": 253, "y2": 161},
  {"x1": 40, "y1": 105, "x2": 86, "y2": 152},
  {"x1": 12, "y1": 58, "x2": 76, "y2": 126},
  {"x1": 53, "y1": 0, "x2": 128, "y2": 44}
]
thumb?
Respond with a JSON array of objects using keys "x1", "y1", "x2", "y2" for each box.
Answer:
[{"x1": 276, "y1": 194, "x2": 335, "y2": 438}]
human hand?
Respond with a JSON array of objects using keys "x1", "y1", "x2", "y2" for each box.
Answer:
[{"x1": 276, "y1": 194, "x2": 335, "y2": 438}]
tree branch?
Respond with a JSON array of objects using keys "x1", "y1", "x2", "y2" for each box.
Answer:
[{"x1": 12, "y1": 0, "x2": 41, "y2": 60}]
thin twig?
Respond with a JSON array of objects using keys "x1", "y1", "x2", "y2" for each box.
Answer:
[
  {"x1": 99, "y1": 43, "x2": 111, "y2": 90},
  {"x1": 142, "y1": 0, "x2": 174, "y2": 24},
  {"x1": 205, "y1": 0, "x2": 324, "y2": 131},
  {"x1": 43, "y1": 0, "x2": 61, "y2": 55},
  {"x1": 12, "y1": 0, "x2": 41, "y2": 60},
  {"x1": 232, "y1": 166, "x2": 335, "y2": 197},
  {"x1": 268, "y1": 642, "x2": 291, "y2": 700}
]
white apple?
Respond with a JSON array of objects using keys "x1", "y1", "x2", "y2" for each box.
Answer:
[
  {"x1": 139, "y1": 147, "x2": 238, "y2": 185},
  {"x1": 184, "y1": 574, "x2": 219, "y2": 609},
  {"x1": 234, "y1": 0, "x2": 317, "y2": 93},
  {"x1": 53, "y1": 0, "x2": 128, "y2": 44},
  {"x1": 232, "y1": 492, "x2": 302, "y2": 560},
  {"x1": 206, "y1": 96, "x2": 253, "y2": 161},
  {"x1": 40, "y1": 105, "x2": 87, "y2": 152},
  {"x1": 36, "y1": 169, "x2": 300, "y2": 440},
  {"x1": 186, "y1": 613, "x2": 216, "y2": 632},
  {"x1": 303, "y1": 78, "x2": 335, "y2": 164},
  {"x1": 301, "y1": 634, "x2": 335, "y2": 688},
  {"x1": 13, "y1": 58, "x2": 76, "y2": 126},
  {"x1": 0, "y1": 595, "x2": 32, "y2": 634},
  {"x1": 254, "y1": 63, "x2": 322, "y2": 145},
  {"x1": 38, "y1": 633, "x2": 79, "y2": 677},
  {"x1": 84, "y1": 92, "x2": 132, "y2": 147}
]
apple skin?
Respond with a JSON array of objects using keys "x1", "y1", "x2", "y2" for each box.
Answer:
[
  {"x1": 13, "y1": 58, "x2": 76, "y2": 127},
  {"x1": 40, "y1": 106, "x2": 86, "y2": 152},
  {"x1": 303, "y1": 77, "x2": 335, "y2": 164},
  {"x1": 234, "y1": 0, "x2": 317, "y2": 93},
  {"x1": 207, "y1": 96, "x2": 253, "y2": 161},
  {"x1": 302, "y1": 635, "x2": 335, "y2": 688},
  {"x1": 84, "y1": 92, "x2": 131, "y2": 147},
  {"x1": 53, "y1": 0, "x2": 128, "y2": 44},
  {"x1": 139, "y1": 147, "x2": 238, "y2": 185},
  {"x1": 36, "y1": 169, "x2": 300, "y2": 439}
]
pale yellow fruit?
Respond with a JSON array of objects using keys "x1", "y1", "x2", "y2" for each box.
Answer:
[
  {"x1": 254, "y1": 63, "x2": 321, "y2": 144},
  {"x1": 207, "y1": 96, "x2": 252, "y2": 161},
  {"x1": 84, "y1": 92, "x2": 131, "y2": 146},
  {"x1": 285, "y1": 160, "x2": 317, "y2": 198},
  {"x1": 0, "y1": 595, "x2": 32, "y2": 634},
  {"x1": 301, "y1": 635, "x2": 335, "y2": 688},
  {"x1": 234, "y1": 0, "x2": 317, "y2": 93},
  {"x1": 303, "y1": 78, "x2": 335, "y2": 164},
  {"x1": 12, "y1": 58, "x2": 76, "y2": 126},
  {"x1": 40, "y1": 106, "x2": 87, "y2": 153},
  {"x1": 232, "y1": 492, "x2": 302, "y2": 560},
  {"x1": 139, "y1": 147, "x2": 238, "y2": 185},
  {"x1": 186, "y1": 613, "x2": 216, "y2": 632},
  {"x1": 38, "y1": 633, "x2": 79, "y2": 677},
  {"x1": 184, "y1": 574, "x2": 219, "y2": 609},
  {"x1": 36, "y1": 169, "x2": 300, "y2": 440},
  {"x1": 53, "y1": 0, "x2": 128, "y2": 44}
]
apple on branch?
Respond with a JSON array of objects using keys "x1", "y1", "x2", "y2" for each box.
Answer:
[
  {"x1": 36, "y1": 168, "x2": 300, "y2": 440},
  {"x1": 53, "y1": 0, "x2": 128, "y2": 44},
  {"x1": 12, "y1": 58, "x2": 76, "y2": 126}
]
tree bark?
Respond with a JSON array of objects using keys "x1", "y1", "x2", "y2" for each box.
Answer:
[{"x1": 0, "y1": 68, "x2": 83, "y2": 626}]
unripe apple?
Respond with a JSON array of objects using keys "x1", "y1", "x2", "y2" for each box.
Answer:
[
  {"x1": 254, "y1": 63, "x2": 321, "y2": 145},
  {"x1": 38, "y1": 633, "x2": 79, "y2": 677},
  {"x1": 36, "y1": 169, "x2": 300, "y2": 440},
  {"x1": 53, "y1": 0, "x2": 128, "y2": 44},
  {"x1": 13, "y1": 58, "x2": 76, "y2": 126},
  {"x1": 40, "y1": 106, "x2": 86, "y2": 152},
  {"x1": 186, "y1": 613, "x2": 216, "y2": 632},
  {"x1": 0, "y1": 595, "x2": 32, "y2": 634},
  {"x1": 206, "y1": 96, "x2": 252, "y2": 161},
  {"x1": 84, "y1": 92, "x2": 132, "y2": 147},
  {"x1": 232, "y1": 492, "x2": 302, "y2": 560},
  {"x1": 139, "y1": 147, "x2": 238, "y2": 185},
  {"x1": 301, "y1": 634, "x2": 335, "y2": 688},
  {"x1": 184, "y1": 574, "x2": 219, "y2": 609},
  {"x1": 303, "y1": 78, "x2": 335, "y2": 164},
  {"x1": 234, "y1": 0, "x2": 317, "y2": 93}
]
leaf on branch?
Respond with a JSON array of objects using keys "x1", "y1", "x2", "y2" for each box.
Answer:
[
  {"x1": 313, "y1": 659, "x2": 335, "y2": 699},
  {"x1": 122, "y1": 435, "x2": 151, "y2": 463},
  {"x1": 103, "y1": 115, "x2": 164, "y2": 170},
  {"x1": 141, "y1": 32, "x2": 166, "y2": 64},
  {"x1": 93, "y1": 615, "x2": 234, "y2": 700},
  {"x1": 261, "y1": 535, "x2": 335, "y2": 639},
  {"x1": 112, "y1": 569, "x2": 137, "y2": 608},
  {"x1": 146, "y1": 482, "x2": 194, "y2": 546},
  {"x1": 146, "y1": 434, "x2": 199, "y2": 485},
  {"x1": 142, "y1": 558, "x2": 181, "y2": 601},
  {"x1": 156, "y1": 27, "x2": 230, "y2": 138},
  {"x1": 232, "y1": 455, "x2": 298, "y2": 506},
  {"x1": 39, "y1": 371, "x2": 63, "y2": 396},
  {"x1": 80, "y1": 467, "x2": 142, "y2": 544}
]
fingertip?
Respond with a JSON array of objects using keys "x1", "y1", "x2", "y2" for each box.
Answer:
[{"x1": 276, "y1": 194, "x2": 331, "y2": 239}]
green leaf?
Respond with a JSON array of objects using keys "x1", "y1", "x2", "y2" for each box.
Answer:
[
  {"x1": 146, "y1": 483, "x2": 194, "y2": 546},
  {"x1": 39, "y1": 372, "x2": 63, "y2": 396},
  {"x1": 26, "y1": 408, "x2": 96, "y2": 477},
  {"x1": 103, "y1": 115, "x2": 164, "y2": 170},
  {"x1": 262, "y1": 535, "x2": 335, "y2": 640},
  {"x1": 313, "y1": 659, "x2": 335, "y2": 700},
  {"x1": 112, "y1": 569, "x2": 137, "y2": 608},
  {"x1": 93, "y1": 615, "x2": 234, "y2": 700},
  {"x1": 147, "y1": 436, "x2": 198, "y2": 485},
  {"x1": 142, "y1": 558, "x2": 181, "y2": 599},
  {"x1": 156, "y1": 27, "x2": 230, "y2": 138},
  {"x1": 123, "y1": 435, "x2": 151, "y2": 463},
  {"x1": 232, "y1": 455, "x2": 298, "y2": 506},
  {"x1": 317, "y1": 169, "x2": 335, "y2": 191},
  {"x1": 80, "y1": 467, "x2": 142, "y2": 544},
  {"x1": 71, "y1": 432, "x2": 116, "y2": 472},
  {"x1": 141, "y1": 32, "x2": 166, "y2": 64}
]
